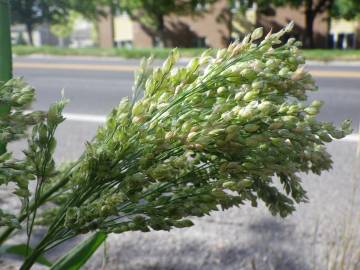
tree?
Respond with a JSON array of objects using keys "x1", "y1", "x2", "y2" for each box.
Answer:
[
  {"x1": 117, "y1": 0, "x2": 216, "y2": 47},
  {"x1": 10, "y1": 0, "x2": 68, "y2": 45},
  {"x1": 222, "y1": 0, "x2": 262, "y2": 43},
  {"x1": 331, "y1": 0, "x2": 360, "y2": 19},
  {"x1": 9, "y1": 0, "x2": 106, "y2": 46},
  {"x1": 50, "y1": 11, "x2": 77, "y2": 47},
  {"x1": 253, "y1": 0, "x2": 360, "y2": 48}
]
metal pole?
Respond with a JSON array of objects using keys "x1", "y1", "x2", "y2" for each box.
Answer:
[
  {"x1": 0, "y1": 0, "x2": 12, "y2": 154},
  {"x1": 0, "y1": 0, "x2": 12, "y2": 81}
]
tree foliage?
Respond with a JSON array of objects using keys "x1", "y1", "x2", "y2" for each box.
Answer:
[
  {"x1": 10, "y1": 0, "x2": 69, "y2": 45},
  {"x1": 331, "y1": 0, "x2": 360, "y2": 19},
  {"x1": 117, "y1": 0, "x2": 216, "y2": 47},
  {"x1": 50, "y1": 11, "x2": 78, "y2": 47},
  {"x1": 9, "y1": 0, "x2": 107, "y2": 45},
  {"x1": 252, "y1": 0, "x2": 360, "y2": 48},
  {"x1": 255, "y1": 0, "x2": 360, "y2": 16}
]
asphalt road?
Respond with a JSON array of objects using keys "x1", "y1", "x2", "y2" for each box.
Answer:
[
  {"x1": 3, "y1": 56, "x2": 360, "y2": 270},
  {"x1": 13, "y1": 56, "x2": 360, "y2": 127}
]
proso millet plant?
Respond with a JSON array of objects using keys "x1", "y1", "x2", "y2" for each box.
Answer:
[{"x1": 0, "y1": 23, "x2": 352, "y2": 269}]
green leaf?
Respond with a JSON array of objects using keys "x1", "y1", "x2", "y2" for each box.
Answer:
[
  {"x1": 0, "y1": 103, "x2": 10, "y2": 117},
  {"x1": 0, "y1": 142, "x2": 6, "y2": 155},
  {"x1": 50, "y1": 232, "x2": 107, "y2": 270},
  {"x1": 0, "y1": 244, "x2": 52, "y2": 267}
]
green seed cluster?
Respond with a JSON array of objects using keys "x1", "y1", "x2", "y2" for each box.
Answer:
[
  {"x1": 58, "y1": 23, "x2": 351, "y2": 236},
  {"x1": 0, "y1": 79, "x2": 47, "y2": 228},
  {"x1": 0, "y1": 208, "x2": 20, "y2": 228},
  {"x1": 0, "y1": 78, "x2": 42, "y2": 143}
]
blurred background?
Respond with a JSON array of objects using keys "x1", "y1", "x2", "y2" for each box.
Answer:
[
  {"x1": 9, "y1": 0, "x2": 360, "y2": 52},
  {"x1": 3, "y1": 0, "x2": 360, "y2": 269}
]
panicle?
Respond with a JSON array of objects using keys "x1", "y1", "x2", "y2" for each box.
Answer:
[{"x1": 60, "y1": 24, "x2": 351, "y2": 234}]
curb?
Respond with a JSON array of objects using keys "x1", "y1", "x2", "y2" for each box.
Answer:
[
  {"x1": 306, "y1": 60, "x2": 360, "y2": 66},
  {"x1": 13, "y1": 54, "x2": 360, "y2": 67}
]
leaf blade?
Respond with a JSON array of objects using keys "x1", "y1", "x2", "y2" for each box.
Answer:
[
  {"x1": 50, "y1": 232, "x2": 107, "y2": 270},
  {"x1": 0, "y1": 244, "x2": 52, "y2": 267}
]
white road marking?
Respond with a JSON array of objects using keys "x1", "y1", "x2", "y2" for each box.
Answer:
[
  {"x1": 340, "y1": 133, "x2": 359, "y2": 143},
  {"x1": 63, "y1": 113, "x2": 106, "y2": 123}
]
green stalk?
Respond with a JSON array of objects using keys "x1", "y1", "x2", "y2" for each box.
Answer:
[
  {"x1": 0, "y1": 179, "x2": 66, "y2": 245},
  {"x1": 26, "y1": 129, "x2": 57, "y2": 253},
  {"x1": 0, "y1": 160, "x2": 82, "y2": 245},
  {"x1": 19, "y1": 163, "x2": 212, "y2": 269},
  {"x1": 18, "y1": 143, "x2": 180, "y2": 267},
  {"x1": 20, "y1": 244, "x2": 48, "y2": 270}
]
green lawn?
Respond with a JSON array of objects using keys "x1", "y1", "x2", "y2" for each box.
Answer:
[
  {"x1": 302, "y1": 49, "x2": 360, "y2": 61},
  {"x1": 12, "y1": 46, "x2": 204, "y2": 59},
  {"x1": 12, "y1": 45, "x2": 360, "y2": 61}
]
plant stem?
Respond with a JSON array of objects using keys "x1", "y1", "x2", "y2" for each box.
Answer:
[
  {"x1": 0, "y1": 160, "x2": 81, "y2": 246},
  {"x1": 21, "y1": 218, "x2": 67, "y2": 269},
  {"x1": 19, "y1": 248, "x2": 44, "y2": 270}
]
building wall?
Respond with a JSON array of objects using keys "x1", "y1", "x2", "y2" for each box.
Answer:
[
  {"x1": 99, "y1": 1, "x2": 359, "y2": 49},
  {"x1": 132, "y1": 0, "x2": 230, "y2": 48},
  {"x1": 133, "y1": 22, "x2": 153, "y2": 48},
  {"x1": 97, "y1": 8, "x2": 114, "y2": 48},
  {"x1": 355, "y1": 23, "x2": 360, "y2": 48},
  {"x1": 257, "y1": 5, "x2": 328, "y2": 48},
  {"x1": 131, "y1": 1, "x2": 332, "y2": 48},
  {"x1": 232, "y1": 4, "x2": 257, "y2": 39},
  {"x1": 114, "y1": 13, "x2": 133, "y2": 46}
]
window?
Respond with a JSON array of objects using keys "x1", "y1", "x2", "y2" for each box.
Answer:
[
  {"x1": 192, "y1": 37, "x2": 207, "y2": 48},
  {"x1": 195, "y1": 3, "x2": 210, "y2": 11},
  {"x1": 231, "y1": 0, "x2": 256, "y2": 11},
  {"x1": 114, "y1": 40, "x2": 133, "y2": 48},
  {"x1": 346, "y1": 33, "x2": 355, "y2": 49},
  {"x1": 332, "y1": 33, "x2": 356, "y2": 49}
]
